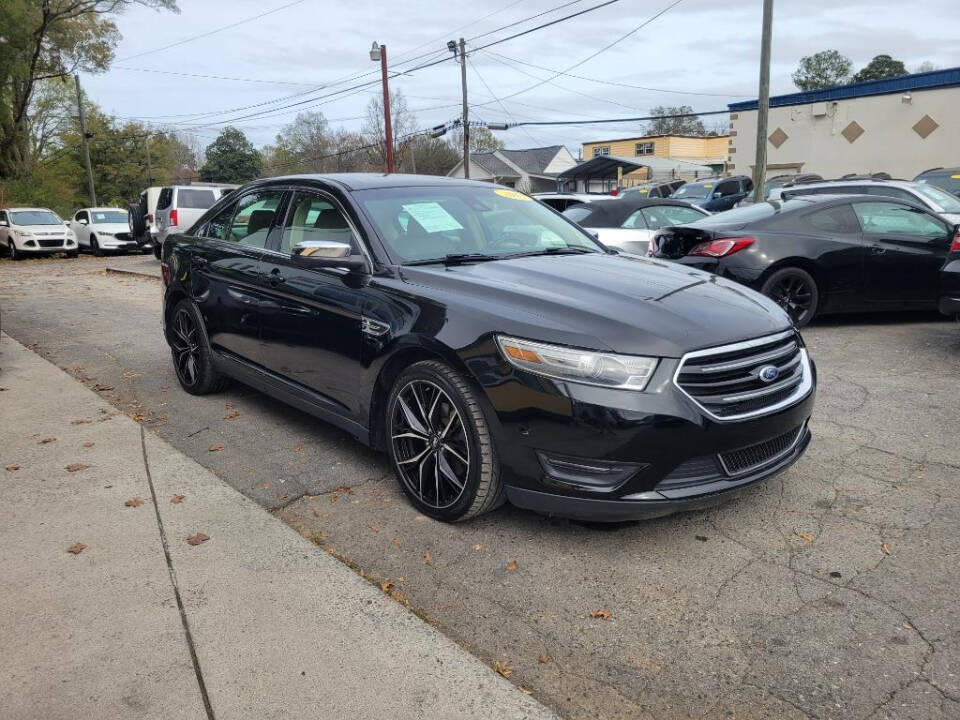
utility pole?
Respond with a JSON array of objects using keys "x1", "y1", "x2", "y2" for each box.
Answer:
[
  {"x1": 145, "y1": 135, "x2": 153, "y2": 185},
  {"x1": 369, "y1": 42, "x2": 394, "y2": 173},
  {"x1": 459, "y1": 38, "x2": 469, "y2": 179},
  {"x1": 74, "y1": 74, "x2": 97, "y2": 206},
  {"x1": 751, "y1": 0, "x2": 773, "y2": 203}
]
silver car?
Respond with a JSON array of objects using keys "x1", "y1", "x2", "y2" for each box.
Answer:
[
  {"x1": 155, "y1": 184, "x2": 238, "y2": 246},
  {"x1": 563, "y1": 199, "x2": 709, "y2": 255},
  {"x1": 777, "y1": 179, "x2": 960, "y2": 225}
]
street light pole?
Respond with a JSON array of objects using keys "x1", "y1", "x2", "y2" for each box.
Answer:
[
  {"x1": 751, "y1": 0, "x2": 774, "y2": 203},
  {"x1": 370, "y1": 42, "x2": 394, "y2": 174}
]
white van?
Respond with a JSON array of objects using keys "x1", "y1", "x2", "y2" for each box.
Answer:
[{"x1": 155, "y1": 183, "x2": 238, "y2": 247}]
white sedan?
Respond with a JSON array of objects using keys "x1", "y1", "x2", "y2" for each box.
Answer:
[
  {"x1": 563, "y1": 199, "x2": 709, "y2": 255},
  {"x1": 70, "y1": 207, "x2": 145, "y2": 255}
]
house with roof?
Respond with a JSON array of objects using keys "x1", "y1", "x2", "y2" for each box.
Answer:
[
  {"x1": 727, "y1": 66, "x2": 960, "y2": 180},
  {"x1": 446, "y1": 145, "x2": 577, "y2": 193}
]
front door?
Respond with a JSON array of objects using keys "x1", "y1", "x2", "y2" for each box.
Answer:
[
  {"x1": 71, "y1": 210, "x2": 91, "y2": 248},
  {"x1": 189, "y1": 188, "x2": 288, "y2": 365},
  {"x1": 852, "y1": 201, "x2": 951, "y2": 305},
  {"x1": 258, "y1": 190, "x2": 366, "y2": 423}
]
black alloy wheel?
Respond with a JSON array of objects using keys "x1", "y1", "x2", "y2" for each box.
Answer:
[
  {"x1": 762, "y1": 267, "x2": 819, "y2": 327},
  {"x1": 168, "y1": 299, "x2": 229, "y2": 395},
  {"x1": 387, "y1": 361, "x2": 503, "y2": 521}
]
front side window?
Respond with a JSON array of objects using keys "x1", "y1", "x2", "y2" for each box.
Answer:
[
  {"x1": 176, "y1": 188, "x2": 217, "y2": 210},
  {"x1": 635, "y1": 142, "x2": 654, "y2": 156},
  {"x1": 639, "y1": 205, "x2": 706, "y2": 230},
  {"x1": 357, "y1": 186, "x2": 602, "y2": 263},
  {"x1": 157, "y1": 188, "x2": 173, "y2": 210},
  {"x1": 673, "y1": 182, "x2": 712, "y2": 199},
  {"x1": 281, "y1": 192, "x2": 356, "y2": 254},
  {"x1": 10, "y1": 210, "x2": 60, "y2": 225},
  {"x1": 0, "y1": 211, "x2": 7, "y2": 223},
  {"x1": 714, "y1": 180, "x2": 739, "y2": 197},
  {"x1": 202, "y1": 190, "x2": 284, "y2": 248},
  {"x1": 621, "y1": 210, "x2": 648, "y2": 229},
  {"x1": 75, "y1": 210, "x2": 89, "y2": 223},
  {"x1": 853, "y1": 202, "x2": 948, "y2": 239}
]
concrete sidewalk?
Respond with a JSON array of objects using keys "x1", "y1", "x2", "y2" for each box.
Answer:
[{"x1": 0, "y1": 334, "x2": 558, "y2": 720}]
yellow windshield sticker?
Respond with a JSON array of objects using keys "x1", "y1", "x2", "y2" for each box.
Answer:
[
  {"x1": 637, "y1": 188, "x2": 648, "y2": 193},
  {"x1": 952, "y1": 174, "x2": 960, "y2": 179},
  {"x1": 703, "y1": 184, "x2": 714, "y2": 189},
  {"x1": 495, "y1": 189, "x2": 531, "y2": 201}
]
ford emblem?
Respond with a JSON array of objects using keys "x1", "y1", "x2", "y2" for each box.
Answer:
[{"x1": 758, "y1": 365, "x2": 780, "y2": 383}]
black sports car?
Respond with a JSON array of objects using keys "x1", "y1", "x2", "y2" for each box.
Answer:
[
  {"x1": 649, "y1": 194, "x2": 958, "y2": 327},
  {"x1": 161, "y1": 174, "x2": 815, "y2": 522},
  {"x1": 940, "y1": 231, "x2": 960, "y2": 317}
]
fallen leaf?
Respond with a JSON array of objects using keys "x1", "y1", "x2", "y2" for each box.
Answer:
[
  {"x1": 917, "y1": 463, "x2": 926, "y2": 472},
  {"x1": 225, "y1": 402, "x2": 235, "y2": 409},
  {"x1": 71, "y1": 419, "x2": 91, "y2": 425},
  {"x1": 368, "y1": 524, "x2": 380, "y2": 533},
  {"x1": 505, "y1": 559, "x2": 518, "y2": 572},
  {"x1": 82, "y1": 441, "x2": 95, "y2": 448},
  {"x1": 380, "y1": 580, "x2": 396, "y2": 592},
  {"x1": 903, "y1": 622, "x2": 912, "y2": 630},
  {"x1": 311, "y1": 510, "x2": 320, "y2": 518},
  {"x1": 881, "y1": 543, "x2": 891, "y2": 556},
  {"x1": 337, "y1": 485, "x2": 354, "y2": 494},
  {"x1": 519, "y1": 686, "x2": 533, "y2": 695},
  {"x1": 65, "y1": 463, "x2": 89, "y2": 472},
  {"x1": 330, "y1": 493, "x2": 339, "y2": 504},
  {"x1": 829, "y1": 571, "x2": 842, "y2": 578},
  {"x1": 393, "y1": 538, "x2": 403, "y2": 548},
  {"x1": 538, "y1": 655, "x2": 551, "y2": 664},
  {"x1": 589, "y1": 609, "x2": 611, "y2": 620},
  {"x1": 224, "y1": 410, "x2": 240, "y2": 420},
  {"x1": 793, "y1": 530, "x2": 815, "y2": 542},
  {"x1": 321, "y1": 512, "x2": 330, "y2": 519},
  {"x1": 170, "y1": 495, "x2": 186, "y2": 504},
  {"x1": 209, "y1": 444, "x2": 225, "y2": 452},
  {"x1": 124, "y1": 497, "x2": 144, "y2": 508},
  {"x1": 277, "y1": 493, "x2": 288, "y2": 500},
  {"x1": 423, "y1": 551, "x2": 433, "y2": 565},
  {"x1": 66, "y1": 542, "x2": 86, "y2": 554},
  {"x1": 492, "y1": 661, "x2": 513, "y2": 679},
  {"x1": 39, "y1": 437, "x2": 56, "y2": 444},
  {"x1": 473, "y1": 544, "x2": 485, "y2": 551},
  {"x1": 5, "y1": 465, "x2": 19, "y2": 472},
  {"x1": 93, "y1": 384, "x2": 114, "y2": 391},
  {"x1": 186, "y1": 533, "x2": 209, "y2": 546},
  {"x1": 293, "y1": 443, "x2": 303, "y2": 453}
]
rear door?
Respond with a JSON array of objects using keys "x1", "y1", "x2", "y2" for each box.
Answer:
[
  {"x1": 0, "y1": 211, "x2": 9, "y2": 244},
  {"x1": 852, "y1": 201, "x2": 951, "y2": 305},
  {"x1": 174, "y1": 187, "x2": 218, "y2": 232},
  {"x1": 257, "y1": 189, "x2": 367, "y2": 422},
  {"x1": 189, "y1": 187, "x2": 288, "y2": 365}
]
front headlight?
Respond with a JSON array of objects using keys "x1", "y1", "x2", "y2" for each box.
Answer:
[
  {"x1": 15, "y1": 230, "x2": 33, "y2": 238},
  {"x1": 496, "y1": 335, "x2": 659, "y2": 391}
]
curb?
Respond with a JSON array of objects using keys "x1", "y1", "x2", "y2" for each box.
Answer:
[{"x1": 105, "y1": 266, "x2": 161, "y2": 280}]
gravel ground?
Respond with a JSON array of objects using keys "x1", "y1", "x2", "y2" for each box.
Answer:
[{"x1": 2, "y1": 252, "x2": 958, "y2": 720}]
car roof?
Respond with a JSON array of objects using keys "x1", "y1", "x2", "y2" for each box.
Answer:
[
  {"x1": 81, "y1": 207, "x2": 127, "y2": 212},
  {"x1": 2, "y1": 207, "x2": 56, "y2": 212},
  {"x1": 249, "y1": 173, "x2": 492, "y2": 192},
  {"x1": 787, "y1": 179, "x2": 921, "y2": 192},
  {"x1": 916, "y1": 167, "x2": 960, "y2": 176}
]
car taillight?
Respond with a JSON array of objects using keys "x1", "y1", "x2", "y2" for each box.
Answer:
[
  {"x1": 950, "y1": 228, "x2": 960, "y2": 253},
  {"x1": 687, "y1": 236, "x2": 755, "y2": 258},
  {"x1": 169, "y1": 209, "x2": 178, "y2": 227},
  {"x1": 609, "y1": 188, "x2": 619, "y2": 196},
  {"x1": 145, "y1": 213, "x2": 153, "y2": 223},
  {"x1": 160, "y1": 260, "x2": 171, "y2": 287}
]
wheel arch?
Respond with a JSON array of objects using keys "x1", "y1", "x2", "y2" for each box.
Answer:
[
  {"x1": 758, "y1": 257, "x2": 826, "y2": 296},
  {"x1": 163, "y1": 289, "x2": 189, "y2": 345}
]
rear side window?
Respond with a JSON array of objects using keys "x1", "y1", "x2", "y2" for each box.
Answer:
[
  {"x1": 806, "y1": 205, "x2": 858, "y2": 234},
  {"x1": 562, "y1": 206, "x2": 594, "y2": 224},
  {"x1": 202, "y1": 190, "x2": 284, "y2": 248},
  {"x1": 640, "y1": 205, "x2": 706, "y2": 229},
  {"x1": 157, "y1": 188, "x2": 173, "y2": 210},
  {"x1": 176, "y1": 189, "x2": 217, "y2": 209}
]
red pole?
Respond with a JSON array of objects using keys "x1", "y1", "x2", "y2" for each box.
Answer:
[{"x1": 380, "y1": 45, "x2": 394, "y2": 174}]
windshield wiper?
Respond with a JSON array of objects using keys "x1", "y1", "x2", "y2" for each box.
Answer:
[
  {"x1": 507, "y1": 247, "x2": 600, "y2": 258},
  {"x1": 404, "y1": 253, "x2": 501, "y2": 266}
]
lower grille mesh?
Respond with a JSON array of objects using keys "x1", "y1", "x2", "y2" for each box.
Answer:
[{"x1": 719, "y1": 425, "x2": 804, "y2": 476}]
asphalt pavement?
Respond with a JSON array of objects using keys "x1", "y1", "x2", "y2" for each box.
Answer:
[{"x1": 1, "y1": 252, "x2": 959, "y2": 720}]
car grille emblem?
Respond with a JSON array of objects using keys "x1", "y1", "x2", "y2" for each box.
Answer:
[{"x1": 758, "y1": 365, "x2": 780, "y2": 383}]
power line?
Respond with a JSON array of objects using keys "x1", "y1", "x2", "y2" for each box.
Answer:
[
  {"x1": 498, "y1": 107, "x2": 730, "y2": 127},
  {"x1": 113, "y1": 66, "x2": 323, "y2": 87},
  {"x1": 115, "y1": 0, "x2": 309, "y2": 62},
  {"x1": 466, "y1": 56, "x2": 544, "y2": 147}
]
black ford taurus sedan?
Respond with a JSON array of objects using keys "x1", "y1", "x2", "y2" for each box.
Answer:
[
  {"x1": 650, "y1": 194, "x2": 958, "y2": 327},
  {"x1": 161, "y1": 174, "x2": 815, "y2": 522}
]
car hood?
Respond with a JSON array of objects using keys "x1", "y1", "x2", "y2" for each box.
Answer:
[
  {"x1": 399, "y1": 253, "x2": 792, "y2": 358},
  {"x1": 13, "y1": 224, "x2": 67, "y2": 233}
]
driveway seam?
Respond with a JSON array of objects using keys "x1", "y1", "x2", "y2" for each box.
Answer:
[{"x1": 140, "y1": 424, "x2": 217, "y2": 720}]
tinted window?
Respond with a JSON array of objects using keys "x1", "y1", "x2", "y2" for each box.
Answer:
[
  {"x1": 357, "y1": 186, "x2": 601, "y2": 262},
  {"x1": 714, "y1": 180, "x2": 740, "y2": 197},
  {"x1": 807, "y1": 205, "x2": 858, "y2": 234},
  {"x1": 562, "y1": 206, "x2": 594, "y2": 224},
  {"x1": 157, "y1": 188, "x2": 173, "y2": 210},
  {"x1": 853, "y1": 202, "x2": 948, "y2": 239},
  {"x1": 865, "y1": 186, "x2": 916, "y2": 203},
  {"x1": 75, "y1": 211, "x2": 89, "y2": 222},
  {"x1": 912, "y1": 183, "x2": 960, "y2": 212},
  {"x1": 673, "y1": 182, "x2": 713, "y2": 199},
  {"x1": 177, "y1": 188, "x2": 217, "y2": 209},
  {"x1": 281, "y1": 192, "x2": 356, "y2": 254},
  {"x1": 640, "y1": 205, "x2": 706, "y2": 229},
  {"x1": 0, "y1": 211, "x2": 7, "y2": 223},
  {"x1": 202, "y1": 190, "x2": 283, "y2": 248}
]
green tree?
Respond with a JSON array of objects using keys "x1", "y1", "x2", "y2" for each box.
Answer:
[
  {"x1": 791, "y1": 50, "x2": 852, "y2": 90},
  {"x1": 647, "y1": 106, "x2": 706, "y2": 136},
  {"x1": 200, "y1": 127, "x2": 263, "y2": 183},
  {"x1": 852, "y1": 54, "x2": 908, "y2": 83},
  {"x1": 447, "y1": 125, "x2": 504, "y2": 155},
  {"x1": 0, "y1": 0, "x2": 178, "y2": 178}
]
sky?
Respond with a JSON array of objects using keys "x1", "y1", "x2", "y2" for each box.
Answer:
[{"x1": 84, "y1": 0, "x2": 959, "y2": 158}]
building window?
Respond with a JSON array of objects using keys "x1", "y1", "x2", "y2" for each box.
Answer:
[
  {"x1": 635, "y1": 142, "x2": 654, "y2": 156},
  {"x1": 592, "y1": 146, "x2": 611, "y2": 158}
]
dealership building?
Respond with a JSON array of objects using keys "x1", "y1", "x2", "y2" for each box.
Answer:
[{"x1": 728, "y1": 67, "x2": 960, "y2": 180}]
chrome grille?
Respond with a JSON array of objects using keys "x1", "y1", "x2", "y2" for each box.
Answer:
[
  {"x1": 675, "y1": 330, "x2": 811, "y2": 420},
  {"x1": 719, "y1": 425, "x2": 805, "y2": 476}
]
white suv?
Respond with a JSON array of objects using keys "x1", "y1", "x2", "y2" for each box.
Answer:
[
  {"x1": 0, "y1": 207, "x2": 78, "y2": 260},
  {"x1": 155, "y1": 184, "x2": 238, "y2": 247},
  {"x1": 69, "y1": 207, "x2": 146, "y2": 255}
]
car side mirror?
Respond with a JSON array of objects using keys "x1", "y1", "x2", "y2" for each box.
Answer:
[
  {"x1": 78, "y1": 218, "x2": 88, "y2": 225},
  {"x1": 291, "y1": 240, "x2": 367, "y2": 270},
  {"x1": 712, "y1": 192, "x2": 723, "y2": 199},
  {"x1": 0, "y1": 220, "x2": 7, "y2": 227}
]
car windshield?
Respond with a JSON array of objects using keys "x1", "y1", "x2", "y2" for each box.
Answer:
[
  {"x1": 10, "y1": 210, "x2": 60, "y2": 225},
  {"x1": 690, "y1": 199, "x2": 811, "y2": 226},
  {"x1": 916, "y1": 174, "x2": 960, "y2": 195},
  {"x1": 912, "y1": 183, "x2": 960, "y2": 212},
  {"x1": 91, "y1": 210, "x2": 128, "y2": 224},
  {"x1": 672, "y1": 183, "x2": 713, "y2": 199},
  {"x1": 356, "y1": 186, "x2": 603, "y2": 263}
]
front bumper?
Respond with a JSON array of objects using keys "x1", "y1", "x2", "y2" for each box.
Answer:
[
  {"x1": 12, "y1": 238, "x2": 76, "y2": 253},
  {"x1": 475, "y1": 338, "x2": 816, "y2": 521}
]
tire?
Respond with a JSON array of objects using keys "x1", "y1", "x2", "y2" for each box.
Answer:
[
  {"x1": 152, "y1": 242, "x2": 161, "y2": 260},
  {"x1": 128, "y1": 203, "x2": 147, "y2": 238},
  {"x1": 761, "y1": 267, "x2": 819, "y2": 328},
  {"x1": 8, "y1": 240, "x2": 21, "y2": 261},
  {"x1": 168, "y1": 299, "x2": 230, "y2": 395},
  {"x1": 66, "y1": 251, "x2": 78, "y2": 259},
  {"x1": 386, "y1": 360, "x2": 504, "y2": 522},
  {"x1": 90, "y1": 236, "x2": 103, "y2": 257}
]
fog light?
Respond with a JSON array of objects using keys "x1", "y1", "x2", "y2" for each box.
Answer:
[
  {"x1": 24, "y1": 239, "x2": 37, "y2": 247},
  {"x1": 537, "y1": 451, "x2": 647, "y2": 493}
]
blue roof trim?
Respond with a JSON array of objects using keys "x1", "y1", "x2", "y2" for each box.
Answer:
[{"x1": 728, "y1": 66, "x2": 960, "y2": 111}]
